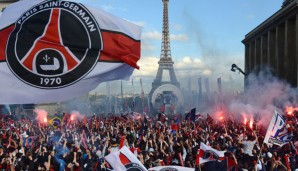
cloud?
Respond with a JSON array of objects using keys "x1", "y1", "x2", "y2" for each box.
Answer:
[
  {"x1": 132, "y1": 55, "x2": 212, "y2": 93},
  {"x1": 142, "y1": 31, "x2": 161, "y2": 40},
  {"x1": 170, "y1": 34, "x2": 188, "y2": 41},
  {"x1": 141, "y1": 30, "x2": 188, "y2": 56},
  {"x1": 134, "y1": 56, "x2": 213, "y2": 82},
  {"x1": 142, "y1": 31, "x2": 188, "y2": 41},
  {"x1": 202, "y1": 69, "x2": 212, "y2": 76},
  {"x1": 175, "y1": 56, "x2": 204, "y2": 69},
  {"x1": 141, "y1": 41, "x2": 157, "y2": 52},
  {"x1": 100, "y1": 5, "x2": 127, "y2": 12},
  {"x1": 133, "y1": 56, "x2": 159, "y2": 77},
  {"x1": 175, "y1": 57, "x2": 211, "y2": 78}
]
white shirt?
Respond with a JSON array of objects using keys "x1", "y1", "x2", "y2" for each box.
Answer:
[{"x1": 243, "y1": 140, "x2": 256, "y2": 156}]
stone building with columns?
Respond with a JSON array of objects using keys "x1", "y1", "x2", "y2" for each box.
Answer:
[{"x1": 242, "y1": 0, "x2": 298, "y2": 87}]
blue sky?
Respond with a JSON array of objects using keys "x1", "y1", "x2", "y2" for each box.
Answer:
[{"x1": 74, "y1": 0, "x2": 283, "y2": 95}]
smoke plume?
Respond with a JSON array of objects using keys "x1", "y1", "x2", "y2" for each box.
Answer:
[
  {"x1": 227, "y1": 70, "x2": 297, "y2": 127},
  {"x1": 34, "y1": 109, "x2": 48, "y2": 123}
]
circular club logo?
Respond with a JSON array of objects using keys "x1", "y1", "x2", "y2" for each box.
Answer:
[
  {"x1": 6, "y1": 0, "x2": 102, "y2": 89},
  {"x1": 160, "y1": 167, "x2": 179, "y2": 171},
  {"x1": 124, "y1": 163, "x2": 146, "y2": 171}
]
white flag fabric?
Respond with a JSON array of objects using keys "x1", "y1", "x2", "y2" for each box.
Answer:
[
  {"x1": 148, "y1": 166, "x2": 194, "y2": 171},
  {"x1": 264, "y1": 110, "x2": 292, "y2": 147},
  {"x1": 197, "y1": 142, "x2": 225, "y2": 164},
  {"x1": 105, "y1": 146, "x2": 147, "y2": 171},
  {"x1": 0, "y1": 0, "x2": 141, "y2": 104}
]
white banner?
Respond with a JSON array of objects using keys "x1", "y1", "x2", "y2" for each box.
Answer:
[
  {"x1": 0, "y1": 0, "x2": 141, "y2": 104},
  {"x1": 264, "y1": 110, "x2": 292, "y2": 147}
]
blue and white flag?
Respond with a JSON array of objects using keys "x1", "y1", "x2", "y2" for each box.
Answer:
[{"x1": 264, "y1": 110, "x2": 293, "y2": 147}]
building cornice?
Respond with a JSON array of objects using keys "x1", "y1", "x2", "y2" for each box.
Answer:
[{"x1": 242, "y1": 0, "x2": 298, "y2": 44}]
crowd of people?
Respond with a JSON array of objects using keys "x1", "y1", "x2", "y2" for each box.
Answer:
[{"x1": 0, "y1": 110, "x2": 297, "y2": 171}]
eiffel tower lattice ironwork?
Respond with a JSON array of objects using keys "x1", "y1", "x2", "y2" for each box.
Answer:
[{"x1": 150, "y1": 0, "x2": 180, "y2": 94}]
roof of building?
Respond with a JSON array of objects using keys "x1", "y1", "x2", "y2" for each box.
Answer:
[{"x1": 242, "y1": 0, "x2": 298, "y2": 43}]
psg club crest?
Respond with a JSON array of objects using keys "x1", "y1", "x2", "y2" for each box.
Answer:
[
  {"x1": 160, "y1": 167, "x2": 179, "y2": 171},
  {"x1": 124, "y1": 163, "x2": 146, "y2": 171},
  {"x1": 6, "y1": 0, "x2": 102, "y2": 89}
]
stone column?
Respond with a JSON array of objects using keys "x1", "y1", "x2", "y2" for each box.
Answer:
[
  {"x1": 268, "y1": 29, "x2": 276, "y2": 73},
  {"x1": 249, "y1": 41, "x2": 255, "y2": 72},
  {"x1": 245, "y1": 44, "x2": 250, "y2": 74},
  {"x1": 276, "y1": 24, "x2": 285, "y2": 78},
  {"x1": 255, "y1": 38, "x2": 261, "y2": 73},
  {"x1": 285, "y1": 18, "x2": 296, "y2": 86},
  {"x1": 261, "y1": 34, "x2": 268, "y2": 70}
]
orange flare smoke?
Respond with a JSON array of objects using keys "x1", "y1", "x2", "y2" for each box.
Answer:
[
  {"x1": 285, "y1": 106, "x2": 298, "y2": 115},
  {"x1": 249, "y1": 118, "x2": 253, "y2": 129}
]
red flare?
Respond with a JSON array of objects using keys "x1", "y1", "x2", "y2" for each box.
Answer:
[
  {"x1": 285, "y1": 106, "x2": 298, "y2": 115},
  {"x1": 286, "y1": 106, "x2": 294, "y2": 115},
  {"x1": 71, "y1": 115, "x2": 74, "y2": 121},
  {"x1": 249, "y1": 118, "x2": 253, "y2": 129},
  {"x1": 244, "y1": 118, "x2": 247, "y2": 125},
  {"x1": 44, "y1": 117, "x2": 47, "y2": 123}
]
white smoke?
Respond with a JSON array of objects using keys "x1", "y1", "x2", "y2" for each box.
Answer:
[
  {"x1": 228, "y1": 71, "x2": 297, "y2": 127},
  {"x1": 4, "y1": 105, "x2": 11, "y2": 115},
  {"x1": 70, "y1": 110, "x2": 85, "y2": 121}
]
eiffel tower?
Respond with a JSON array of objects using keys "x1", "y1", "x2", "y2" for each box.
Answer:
[{"x1": 149, "y1": 0, "x2": 181, "y2": 113}]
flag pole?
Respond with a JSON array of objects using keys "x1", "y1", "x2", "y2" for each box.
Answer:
[
  {"x1": 226, "y1": 157, "x2": 228, "y2": 171},
  {"x1": 257, "y1": 143, "x2": 265, "y2": 160},
  {"x1": 198, "y1": 164, "x2": 201, "y2": 171},
  {"x1": 243, "y1": 122, "x2": 246, "y2": 168},
  {"x1": 140, "y1": 78, "x2": 145, "y2": 112},
  {"x1": 132, "y1": 78, "x2": 135, "y2": 112},
  {"x1": 252, "y1": 124, "x2": 264, "y2": 160},
  {"x1": 121, "y1": 80, "x2": 124, "y2": 112}
]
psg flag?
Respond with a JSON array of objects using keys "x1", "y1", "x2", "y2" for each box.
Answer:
[
  {"x1": 105, "y1": 146, "x2": 148, "y2": 171},
  {"x1": 0, "y1": 0, "x2": 141, "y2": 104},
  {"x1": 196, "y1": 142, "x2": 225, "y2": 165}
]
